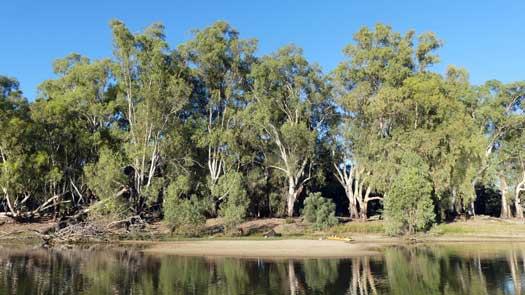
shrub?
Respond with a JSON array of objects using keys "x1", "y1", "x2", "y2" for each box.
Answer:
[
  {"x1": 302, "y1": 192, "x2": 338, "y2": 230},
  {"x1": 214, "y1": 172, "x2": 249, "y2": 233},
  {"x1": 383, "y1": 167, "x2": 435, "y2": 235},
  {"x1": 84, "y1": 148, "x2": 128, "y2": 217},
  {"x1": 163, "y1": 177, "x2": 206, "y2": 236}
]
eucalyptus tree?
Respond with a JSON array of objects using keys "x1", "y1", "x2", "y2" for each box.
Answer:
[
  {"x1": 85, "y1": 20, "x2": 192, "y2": 216},
  {"x1": 494, "y1": 115, "x2": 525, "y2": 219},
  {"x1": 178, "y1": 21, "x2": 256, "y2": 214},
  {"x1": 332, "y1": 24, "x2": 441, "y2": 219},
  {"x1": 247, "y1": 45, "x2": 333, "y2": 216},
  {"x1": 0, "y1": 76, "x2": 32, "y2": 217},
  {"x1": 396, "y1": 68, "x2": 481, "y2": 218},
  {"x1": 473, "y1": 80, "x2": 525, "y2": 218},
  {"x1": 333, "y1": 24, "x2": 481, "y2": 224},
  {"x1": 0, "y1": 76, "x2": 63, "y2": 219},
  {"x1": 31, "y1": 53, "x2": 117, "y2": 213}
]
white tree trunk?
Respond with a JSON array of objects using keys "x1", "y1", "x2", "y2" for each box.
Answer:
[
  {"x1": 286, "y1": 176, "x2": 302, "y2": 217},
  {"x1": 334, "y1": 162, "x2": 358, "y2": 219},
  {"x1": 515, "y1": 171, "x2": 525, "y2": 219},
  {"x1": 500, "y1": 175, "x2": 511, "y2": 219}
]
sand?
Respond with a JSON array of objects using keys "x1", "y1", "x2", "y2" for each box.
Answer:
[{"x1": 141, "y1": 239, "x2": 382, "y2": 258}]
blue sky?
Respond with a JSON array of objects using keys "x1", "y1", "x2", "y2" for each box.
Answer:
[{"x1": 2, "y1": 0, "x2": 525, "y2": 100}]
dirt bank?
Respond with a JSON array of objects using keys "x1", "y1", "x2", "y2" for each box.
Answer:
[{"x1": 3, "y1": 215, "x2": 525, "y2": 246}]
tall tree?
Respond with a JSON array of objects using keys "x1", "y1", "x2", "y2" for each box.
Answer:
[
  {"x1": 473, "y1": 81, "x2": 525, "y2": 218},
  {"x1": 179, "y1": 21, "x2": 256, "y2": 211},
  {"x1": 332, "y1": 24, "x2": 439, "y2": 219},
  {"x1": 333, "y1": 24, "x2": 480, "y2": 223},
  {"x1": 32, "y1": 54, "x2": 117, "y2": 212},
  {"x1": 87, "y1": 20, "x2": 191, "y2": 215},
  {"x1": 247, "y1": 45, "x2": 333, "y2": 216},
  {"x1": 0, "y1": 76, "x2": 60, "y2": 219}
]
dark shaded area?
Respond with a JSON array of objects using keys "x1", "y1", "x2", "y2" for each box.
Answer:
[{"x1": 474, "y1": 185, "x2": 502, "y2": 217}]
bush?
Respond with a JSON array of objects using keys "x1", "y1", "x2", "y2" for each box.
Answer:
[
  {"x1": 214, "y1": 172, "x2": 249, "y2": 233},
  {"x1": 384, "y1": 167, "x2": 435, "y2": 235},
  {"x1": 84, "y1": 148, "x2": 128, "y2": 217},
  {"x1": 302, "y1": 192, "x2": 338, "y2": 230},
  {"x1": 163, "y1": 177, "x2": 206, "y2": 236},
  {"x1": 164, "y1": 195, "x2": 206, "y2": 237}
]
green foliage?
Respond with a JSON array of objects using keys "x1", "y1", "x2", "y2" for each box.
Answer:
[
  {"x1": 215, "y1": 172, "x2": 249, "y2": 232},
  {"x1": 246, "y1": 45, "x2": 334, "y2": 216},
  {"x1": 331, "y1": 221, "x2": 385, "y2": 234},
  {"x1": 84, "y1": 148, "x2": 127, "y2": 216},
  {"x1": 163, "y1": 177, "x2": 206, "y2": 236},
  {"x1": 269, "y1": 191, "x2": 286, "y2": 216},
  {"x1": 3, "y1": 20, "x2": 525, "y2": 231},
  {"x1": 384, "y1": 165, "x2": 435, "y2": 235},
  {"x1": 302, "y1": 192, "x2": 338, "y2": 230}
]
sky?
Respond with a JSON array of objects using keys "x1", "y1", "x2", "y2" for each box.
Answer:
[{"x1": 2, "y1": 0, "x2": 525, "y2": 101}]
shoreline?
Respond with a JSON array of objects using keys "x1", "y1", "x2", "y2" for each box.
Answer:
[
  {"x1": 133, "y1": 238, "x2": 525, "y2": 258},
  {"x1": 3, "y1": 216, "x2": 525, "y2": 255}
]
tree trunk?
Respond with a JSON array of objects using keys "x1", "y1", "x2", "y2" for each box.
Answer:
[
  {"x1": 500, "y1": 176, "x2": 510, "y2": 219},
  {"x1": 333, "y1": 162, "x2": 358, "y2": 219},
  {"x1": 348, "y1": 194, "x2": 359, "y2": 220},
  {"x1": 469, "y1": 201, "x2": 476, "y2": 216},
  {"x1": 286, "y1": 177, "x2": 302, "y2": 217},
  {"x1": 515, "y1": 189, "x2": 523, "y2": 219},
  {"x1": 515, "y1": 171, "x2": 525, "y2": 219},
  {"x1": 360, "y1": 201, "x2": 368, "y2": 221}
]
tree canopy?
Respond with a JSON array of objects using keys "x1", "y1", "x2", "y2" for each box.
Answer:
[{"x1": 1, "y1": 21, "x2": 524, "y2": 235}]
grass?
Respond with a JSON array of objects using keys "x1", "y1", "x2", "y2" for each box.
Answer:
[
  {"x1": 428, "y1": 217, "x2": 525, "y2": 237},
  {"x1": 330, "y1": 220, "x2": 385, "y2": 235}
]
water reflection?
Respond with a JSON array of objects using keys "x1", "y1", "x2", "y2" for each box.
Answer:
[{"x1": 1, "y1": 243, "x2": 525, "y2": 294}]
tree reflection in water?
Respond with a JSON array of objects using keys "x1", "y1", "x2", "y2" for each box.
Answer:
[{"x1": 0, "y1": 243, "x2": 525, "y2": 294}]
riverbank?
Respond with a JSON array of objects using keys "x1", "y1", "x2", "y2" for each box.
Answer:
[{"x1": 1, "y1": 215, "x2": 525, "y2": 245}]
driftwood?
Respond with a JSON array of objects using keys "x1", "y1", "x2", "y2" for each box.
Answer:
[
  {"x1": 39, "y1": 214, "x2": 151, "y2": 247},
  {"x1": 39, "y1": 222, "x2": 109, "y2": 246},
  {"x1": 263, "y1": 229, "x2": 282, "y2": 238},
  {"x1": 107, "y1": 215, "x2": 146, "y2": 230}
]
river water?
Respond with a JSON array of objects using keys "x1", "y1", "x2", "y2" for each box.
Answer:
[{"x1": 0, "y1": 242, "x2": 524, "y2": 294}]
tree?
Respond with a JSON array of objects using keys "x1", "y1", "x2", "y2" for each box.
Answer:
[
  {"x1": 247, "y1": 45, "x2": 333, "y2": 216},
  {"x1": 473, "y1": 81, "x2": 525, "y2": 218},
  {"x1": 0, "y1": 76, "x2": 71, "y2": 220},
  {"x1": 384, "y1": 162, "x2": 435, "y2": 235},
  {"x1": 333, "y1": 24, "x2": 480, "y2": 222},
  {"x1": 495, "y1": 121, "x2": 525, "y2": 219},
  {"x1": 179, "y1": 21, "x2": 256, "y2": 213},
  {"x1": 107, "y1": 20, "x2": 192, "y2": 215},
  {"x1": 32, "y1": 54, "x2": 117, "y2": 214},
  {"x1": 332, "y1": 24, "x2": 437, "y2": 220}
]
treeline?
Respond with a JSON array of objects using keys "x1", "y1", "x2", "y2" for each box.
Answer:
[{"x1": 1, "y1": 21, "x2": 524, "y2": 235}]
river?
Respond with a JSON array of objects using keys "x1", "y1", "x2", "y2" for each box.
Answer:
[{"x1": 0, "y1": 242, "x2": 524, "y2": 294}]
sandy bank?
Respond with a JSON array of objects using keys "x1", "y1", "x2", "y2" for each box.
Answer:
[{"x1": 141, "y1": 239, "x2": 382, "y2": 258}]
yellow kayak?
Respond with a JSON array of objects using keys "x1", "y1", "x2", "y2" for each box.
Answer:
[{"x1": 326, "y1": 236, "x2": 353, "y2": 242}]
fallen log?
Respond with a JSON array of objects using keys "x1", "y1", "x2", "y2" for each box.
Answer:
[{"x1": 107, "y1": 215, "x2": 145, "y2": 230}]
